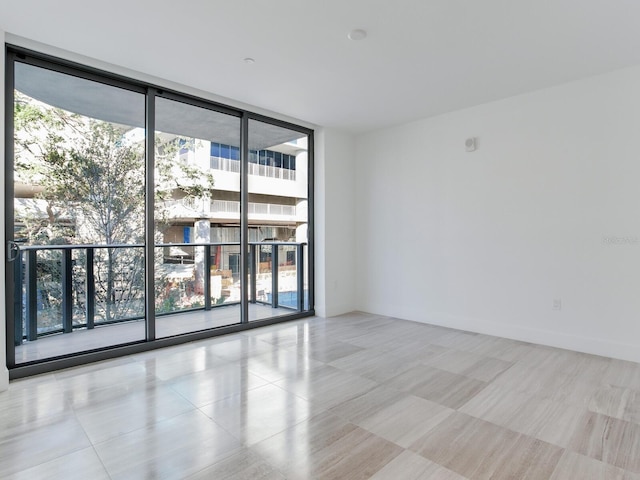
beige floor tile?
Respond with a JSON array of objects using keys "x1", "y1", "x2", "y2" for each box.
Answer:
[
  {"x1": 411, "y1": 412, "x2": 515, "y2": 477},
  {"x1": 3, "y1": 447, "x2": 110, "y2": 480},
  {"x1": 74, "y1": 383, "x2": 196, "y2": 443},
  {"x1": 386, "y1": 341, "x2": 450, "y2": 363},
  {"x1": 492, "y1": 361, "x2": 599, "y2": 406},
  {"x1": 569, "y1": 411, "x2": 640, "y2": 474},
  {"x1": 185, "y1": 448, "x2": 285, "y2": 480},
  {"x1": 516, "y1": 347, "x2": 611, "y2": 383},
  {"x1": 338, "y1": 325, "x2": 444, "y2": 353},
  {"x1": 384, "y1": 364, "x2": 488, "y2": 409},
  {"x1": 422, "y1": 349, "x2": 513, "y2": 382},
  {"x1": 603, "y1": 359, "x2": 640, "y2": 390},
  {"x1": 426, "y1": 330, "x2": 486, "y2": 350},
  {"x1": 571, "y1": 353, "x2": 614, "y2": 382},
  {"x1": 94, "y1": 410, "x2": 242, "y2": 479},
  {"x1": 274, "y1": 364, "x2": 377, "y2": 410},
  {"x1": 462, "y1": 335, "x2": 537, "y2": 362},
  {"x1": 248, "y1": 322, "x2": 341, "y2": 348},
  {"x1": 460, "y1": 383, "x2": 586, "y2": 447},
  {"x1": 492, "y1": 435, "x2": 565, "y2": 479},
  {"x1": 524, "y1": 400, "x2": 588, "y2": 448},
  {"x1": 0, "y1": 378, "x2": 72, "y2": 429},
  {"x1": 329, "y1": 385, "x2": 454, "y2": 448},
  {"x1": 369, "y1": 450, "x2": 467, "y2": 480},
  {"x1": 411, "y1": 412, "x2": 563, "y2": 480},
  {"x1": 589, "y1": 384, "x2": 640, "y2": 425},
  {"x1": 550, "y1": 451, "x2": 640, "y2": 480},
  {"x1": 357, "y1": 395, "x2": 454, "y2": 448},
  {"x1": 0, "y1": 413, "x2": 92, "y2": 477},
  {"x1": 460, "y1": 382, "x2": 533, "y2": 421},
  {"x1": 251, "y1": 411, "x2": 403, "y2": 480},
  {"x1": 242, "y1": 349, "x2": 325, "y2": 383},
  {"x1": 282, "y1": 337, "x2": 365, "y2": 363},
  {"x1": 515, "y1": 347, "x2": 577, "y2": 372},
  {"x1": 200, "y1": 336, "x2": 277, "y2": 363},
  {"x1": 54, "y1": 362, "x2": 158, "y2": 409},
  {"x1": 328, "y1": 385, "x2": 408, "y2": 423},
  {"x1": 200, "y1": 384, "x2": 312, "y2": 445},
  {"x1": 53, "y1": 360, "x2": 154, "y2": 390},
  {"x1": 329, "y1": 348, "x2": 421, "y2": 383},
  {"x1": 52, "y1": 355, "x2": 139, "y2": 380},
  {"x1": 137, "y1": 345, "x2": 230, "y2": 381},
  {"x1": 167, "y1": 362, "x2": 270, "y2": 407}
]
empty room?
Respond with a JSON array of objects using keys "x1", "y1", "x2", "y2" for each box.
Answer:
[{"x1": 1, "y1": 1, "x2": 640, "y2": 479}]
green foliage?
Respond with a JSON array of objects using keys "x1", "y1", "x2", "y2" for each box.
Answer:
[{"x1": 14, "y1": 91, "x2": 215, "y2": 322}]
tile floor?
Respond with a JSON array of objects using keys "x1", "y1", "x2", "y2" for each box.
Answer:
[{"x1": 2, "y1": 312, "x2": 640, "y2": 479}]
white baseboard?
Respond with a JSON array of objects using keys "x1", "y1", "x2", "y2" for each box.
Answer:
[{"x1": 359, "y1": 302, "x2": 640, "y2": 364}]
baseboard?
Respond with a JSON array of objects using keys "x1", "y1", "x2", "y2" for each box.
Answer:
[{"x1": 358, "y1": 302, "x2": 640, "y2": 364}]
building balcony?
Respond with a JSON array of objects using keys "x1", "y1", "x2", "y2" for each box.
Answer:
[
  {"x1": 209, "y1": 156, "x2": 297, "y2": 181},
  {"x1": 166, "y1": 198, "x2": 306, "y2": 223}
]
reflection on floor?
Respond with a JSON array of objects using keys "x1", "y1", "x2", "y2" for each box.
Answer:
[
  {"x1": 3, "y1": 312, "x2": 640, "y2": 479},
  {"x1": 15, "y1": 304, "x2": 294, "y2": 363}
]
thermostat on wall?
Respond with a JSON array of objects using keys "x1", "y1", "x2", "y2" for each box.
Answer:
[{"x1": 465, "y1": 137, "x2": 477, "y2": 152}]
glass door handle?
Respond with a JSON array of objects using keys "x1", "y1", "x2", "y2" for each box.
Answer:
[{"x1": 7, "y1": 241, "x2": 20, "y2": 262}]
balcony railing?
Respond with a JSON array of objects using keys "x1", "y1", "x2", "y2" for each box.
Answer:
[
  {"x1": 168, "y1": 198, "x2": 300, "y2": 220},
  {"x1": 210, "y1": 156, "x2": 296, "y2": 181},
  {"x1": 11, "y1": 242, "x2": 307, "y2": 344},
  {"x1": 211, "y1": 200, "x2": 297, "y2": 218}
]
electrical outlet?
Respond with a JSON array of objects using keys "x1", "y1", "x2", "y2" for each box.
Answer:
[{"x1": 553, "y1": 298, "x2": 562, "y2": 311}]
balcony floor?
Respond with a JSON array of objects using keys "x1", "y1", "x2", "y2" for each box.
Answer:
[{"x1": 15, "y1": 303, "x2": 292, "y2": 364}]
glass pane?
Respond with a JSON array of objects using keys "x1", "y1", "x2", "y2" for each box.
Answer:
[
  {"x1": 211, "y1": 142, "x2": 220, "y2": 157},
  {"x1": 154, "y1": 97, "x2": 241, "y2": 337},
  {"x1": 12, "y1": 62, "x2": 146, "y2": 363},
  {"x1": 247, "y1": 119, "x2": 310, "y2": 321}
]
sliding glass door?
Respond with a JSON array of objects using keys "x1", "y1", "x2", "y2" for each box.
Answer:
[
  {"x1": 153, "y1": 96, "x2": 242, "y2": 337},
  {"x1": 9, "y1": 61, "x2": 147, "y2": 363},
  {"x1": 5, "y1": 48, "x2": 314, "y2": 374},
  {"x1": 247, "y1": 119, "x2": 310, "y2": 321}
]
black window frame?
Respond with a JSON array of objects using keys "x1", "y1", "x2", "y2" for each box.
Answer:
[{"x1": 4, "y1": 44, "x2": 315, "y2": 378}]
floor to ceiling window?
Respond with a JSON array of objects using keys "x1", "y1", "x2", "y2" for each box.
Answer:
[
  {"x1": 247, "y1": 119, "x2": 310, "y2": 320},
  {"x1": 153, "y1": 96, "x2": 243, "y2": 338},
  {"x1": 5, "y1": 47, "x2": 314, "y2": 377}
]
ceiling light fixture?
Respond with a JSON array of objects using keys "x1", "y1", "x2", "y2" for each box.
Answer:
[
  {"x1": 347, "y1": 29, "x2": 367, "y2": 41},
  {"x1": 243, "y1": 57, "x2": 255, "y2": 64}
]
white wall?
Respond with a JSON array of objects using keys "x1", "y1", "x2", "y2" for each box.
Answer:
[
  {"x1": 356, "y1": 65, "x2": 640, "y2": 363},
  {"x1": 0, "y1": 28, "x2": 10, "y2": 391},
  {"x1": 315, "y1": 128, "x2": 357, "y2": 317}
]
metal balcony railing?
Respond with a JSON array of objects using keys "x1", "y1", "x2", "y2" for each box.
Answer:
[
  {"x1": 11, "y1": 242, "x2": 307, "y2": 345},
  {"x1": 210, "y1": 156, "x2": 296, "y2": 181},
  {"x1": 167, "y1": 198, "x2": 300, "y2": 220},
  {"x1": 210, "y1": 200, "x2": 297, "y2": 218}
]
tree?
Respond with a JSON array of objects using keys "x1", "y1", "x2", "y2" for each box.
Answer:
[{"x1": 14, "y1": 91, "x2": 215, "y2": 324}]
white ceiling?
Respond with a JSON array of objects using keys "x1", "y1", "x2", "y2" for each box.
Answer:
[{"x1": 2, "y1": 0, "x2": 640, "y2": 133}]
